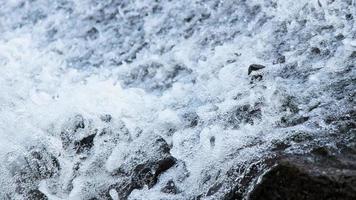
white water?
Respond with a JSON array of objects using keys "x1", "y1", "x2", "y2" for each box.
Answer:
[{"x1": 0, "y1": 0, "x2": 355, "y2": 199}]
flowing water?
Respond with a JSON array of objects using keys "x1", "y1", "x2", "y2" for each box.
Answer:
[{"x1": 0, "y1": 0, "x2": 355, "y2": 199}]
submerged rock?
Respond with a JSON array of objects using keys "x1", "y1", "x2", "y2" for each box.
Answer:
[
  {"x1": 181, "y1": 111, "x2": 199, "y2": 128},
  {"x1": 225, "y1": 104, "x2": 262, "y2": 128},
  {"x1": 8, "y1": 147, "x2": 60, "y2": 199},
  {"x1": 60, "y1": 114, "x2": 86, "y2": 149},
  {"x1": 273, "y1": 55, "x2": 286, "y2": 64}
]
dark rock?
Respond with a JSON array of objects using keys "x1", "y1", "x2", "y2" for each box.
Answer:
[
  {"x1": 311, "y1": 47, "x2": 321, "y2": 54},
  {"x1": 335, "y1": 33, "x2": 345, "y2": 40},
  {"x1": 218, "y1": 143, "x2": 356, "y2": 200},
  {"x1": 248, "y1": 64, "x2": 266, "y2": 75},
  {"x1": 350, "y1": 51, "x2": 356, "y2": 58},
  {"x1": 345, "y1": 13, "x2": 353, "y2": 20},
  {"x1": 221, "y1": 157, "x2": 278, "y2": 200},
  {"x1": 311, "y1": 146, "x2": 329, "y2": 157},
  {"x1": 210, "y1": 136, "x2": 216, "y2": 147},
  {"x1": 161, "y1": 180, "x2": 179, "y2": 194},
  {"x1": 131, "y1": 156, "x2": 176, "y2": 189},
  {"x1": 290, "y1": 116, "x2": 309, "y2": 126},
  {"x1": 280, "y1": 116, "x2": 309, "y2": 127},
  {"x1": 198, "y1": 13, "x2": 211, "y2": 22},
  {"x1": 271, "y1": 140, "x2": 291, "y2": 151},
  {"x1": 26, "y1": 189, "x2": 48, "y2": 200},
  {"x1": 107, "y1": 136, "x2": 176, "y2": 199},
  {"x1": 289, "y1": 132, "x2": 313, "y2": 143},
  {"x1": 74, "y1": 133, "x2": 96, "y2": 153},
  {"x1": 207, "y1": 182, "x2": 223, "y2": 196},
  {"x1": 323, "y1": 110, "x2": 356, "y2": 134},
  {"x1": 86, "y1": 27, "x2": 99, "y2": 40},
  {"x1": 249, "y1": 156, "x2": 356, "y2": 200},
  {"x1": 184, "y1": 14, "x2": 195, "y2": 23},
  {"x1": 319, "y1": 25, "x2": 334, "y2": 31}
]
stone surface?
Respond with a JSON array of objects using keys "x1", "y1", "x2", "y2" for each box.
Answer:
[{"x1": 249, "y1": 155, "x2": 356, "y2": 200}]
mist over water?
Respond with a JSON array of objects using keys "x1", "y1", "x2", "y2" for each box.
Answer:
[{"x1": 0, "y1": 0, "x2": 355, "y2": 199}]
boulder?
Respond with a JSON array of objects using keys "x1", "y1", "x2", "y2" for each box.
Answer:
[
  {"x1": 105, "y1": 136, "x2": 176, "y2": 199},
  {"x1": 248, "y1": 155, "x2": 356, "y2": 200}
]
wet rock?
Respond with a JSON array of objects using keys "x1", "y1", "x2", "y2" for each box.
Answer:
[
  {"x1": 273, "y1": 55, "x2": 286, "y2": 64},
  {"x1": 311, "y1": 47, "x2": 321, "y2": 54},
  {"x1": 108, "y1": 136, "x2": 176, "y2": 199},
  {"x1": 345, "y1": 13, "x2": 353, "y2": 20},
  {"x1": 131, "y1": 156, "x2": 176, "y2": 189},
  {"x1": 350, "y1": 51, "x2": 356, "y2": 58},
  {"x1": 311, "y1": 146, "x2": 329, "y2": 157},
  {"x1": 280, "y1": 116, "x2": 309, "y2": 127},
  {"x1": 26, "y1": 189, "x2": 48, "y2": 200},
  {"x1": 324, "y1": 110, "x2": 356, "y2": 133},
  {"x1": 8, "y1": 147, "x2": 60, "y2": 198},
  {"x1": 210, "y1": 136, "x2": 216, "y2": 147},
  {"x1": 281, "y1": 96, "x2": 299, "y2": 113},
  {"x1": 86, "y1": 27, "x2": 99, "y2": 40},
  {"x1": 289, "y1": 132, "x2": 313, "y2": 143},
  {"x1": 248, "y1": 64, "x2": 266, "y2": 75},
  {"x1": 271, "y1": 140, "x2": 291, "y2": 151},
  {"x1": 250, "y1": 74, "x2": 263, "y2": 84},
  {"x1": 198, "y1": 13, "x2": 211, "y2": 22},
  {"x1": 219, "y1": 140, "x2": 356, "y2": 200},
  {"x1": 206, "y1": 182, "x2": 223, "y2": 196},
  {"x1": 319, "y1": 25, "x2": 334, "y2": 32},
  {"x1": 249, "y1": 156, "x2": 356, "y2": 200},
  {"x1": 226, "y1": 104, "x2": 262, "y2": 129},
  {"x1": 60, "y1": 114, "x2": 85, "y2": 148},
  {"x1": 182, "y1": 111, "x2": 199, "y2": 128},
  {"x1": 221, "y1": 157, "x2": 278, "y2": 200},
  {"x1": 335, "y1": 33, "x2": 345, "y2": 40},
  {"x1": 161, "y1": 180, "x2": 179, "y2": 194},
  {"x1": 74, "y1": 133, "x2": 96, "y2": 154}
]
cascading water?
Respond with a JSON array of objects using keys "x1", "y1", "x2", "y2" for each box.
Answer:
[{"x1": 0, "y1": 0, "x2": 355, "y2": 199}]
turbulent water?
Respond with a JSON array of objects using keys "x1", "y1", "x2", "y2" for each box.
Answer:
[{"x1": 0, "y1": 0, "x2": 355, "y2": 199}]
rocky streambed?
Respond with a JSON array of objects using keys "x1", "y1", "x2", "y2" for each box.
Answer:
[{"x1": 0, "y1": 0, "x2": 355, "y2": 199}]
